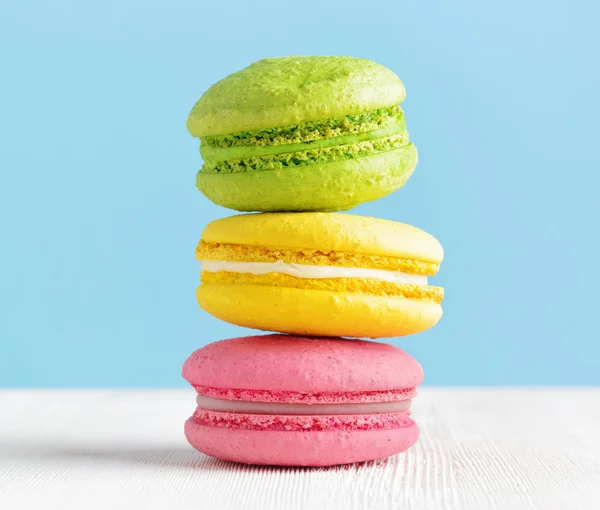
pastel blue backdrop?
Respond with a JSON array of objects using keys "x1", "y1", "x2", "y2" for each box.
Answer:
[{"x1": 1, "y1": 0, "x2": 598, "y2": 387}]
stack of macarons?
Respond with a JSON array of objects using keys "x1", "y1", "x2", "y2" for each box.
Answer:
[{"x1": 183, "y1": 56, "x2": 444, "y2": 466}]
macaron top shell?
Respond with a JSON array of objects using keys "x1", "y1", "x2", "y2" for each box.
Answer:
[
  {"x1": 201, "y1": 212, "x2": 443, "y2": 264},
  {"x1": 187, "y1": 56, "x2": 406, "y2": 137},
  {"x1": 182, "y1": 334, "x2": 424, "y2": 393}
]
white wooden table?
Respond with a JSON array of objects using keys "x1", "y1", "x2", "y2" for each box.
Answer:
[{"x1": 1, "y1": 389, "x2": 599, "y2": 510}]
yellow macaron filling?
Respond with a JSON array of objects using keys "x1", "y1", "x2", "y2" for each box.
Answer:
[
  {"x1": 198, "y1": 241, "x2": 443, "y2": 304},
  {"x1": 196, "y1": 241, "x2": 439, "y2": 275}
]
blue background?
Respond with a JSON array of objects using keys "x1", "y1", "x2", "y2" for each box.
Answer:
[{"x1": 1, "y1": 0, "x2": 599, "y2": 387}]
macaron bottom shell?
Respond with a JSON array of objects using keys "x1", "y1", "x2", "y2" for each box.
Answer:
[
  {"x1": 197, "y1": 283, "x2": 442, "y2": 338},
  {"x1": 184, "y1": 416, "x2": 419, "y2": 467},
  {"x1": 196, "y1": 144, "x2": 417, "y2": 212}
]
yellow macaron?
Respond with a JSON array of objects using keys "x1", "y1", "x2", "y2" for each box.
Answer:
[{"x1": 196, "y1": 213, "x2": 444, "y2": 338}]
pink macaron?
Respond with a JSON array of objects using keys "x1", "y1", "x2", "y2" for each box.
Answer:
[{"x1": 182, "y1": 334, "x2": 423, "y2": 466}]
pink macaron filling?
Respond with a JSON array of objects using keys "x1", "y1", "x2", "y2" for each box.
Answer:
[
  {"x1": 191, "y1": 386, "x2": 415, "y2": 432},
  {"x1": 196, "y1": 394, "x2": 412, "y2": 415}
]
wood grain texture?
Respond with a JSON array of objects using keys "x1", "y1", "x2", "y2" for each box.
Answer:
[{"x1": 1, "y1": 389, "x2": 599, "y2": 510}]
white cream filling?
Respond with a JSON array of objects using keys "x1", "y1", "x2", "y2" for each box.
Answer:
[
  {"x1": 196, "y1": 394, "x2": 412, "y2": 415},
  {"x1": 200, "y1": 260, "x2": 427, "y2": 286}
]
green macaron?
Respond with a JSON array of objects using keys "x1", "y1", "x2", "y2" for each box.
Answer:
[{"x1": 187, "y1": 56, "x2": 418, "y2": 212}]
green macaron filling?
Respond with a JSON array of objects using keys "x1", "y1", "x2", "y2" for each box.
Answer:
[
  {"x1": 201, "y1": 105, "x2": 402, "y2": 148},
  {"x1": 201, "y1": 113, "x2": 406, "y2": 162},
  {"x1": 201, "y1": 133, "x2": 411, "y2": 174},
  {"x1": 197, "y1": 104, "x2": 415, "y2": 175}
]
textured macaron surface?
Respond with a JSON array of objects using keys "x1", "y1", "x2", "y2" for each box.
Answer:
[
  {"x1": 182, "y1": 335, "x2": 424, "y2": 395},
  {"x1": 187, "y1": 56, "x2": 406, "y2": 137},
  {"x1": 185, "y1": 417, "x2": 419, "y2": 466},
  {"x1": 187, "y1": 56, "x2": 417, "y2": 212},
  {"x1": 199, "y1": 213, "x2": 444, "y2": 267}
]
